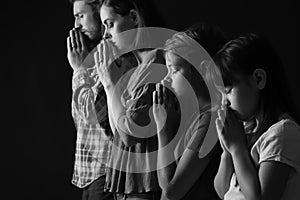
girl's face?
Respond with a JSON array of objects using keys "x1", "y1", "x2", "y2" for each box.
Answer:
[
  {"x1": 100, "y1": 5, "x2": 137, "y2": 51},
  {"x1": 164, "y1": 52, "x2": 194, "y2": 98},
  {"x1": 222, "y1": 73, "x2": 260, "y2": 121}
]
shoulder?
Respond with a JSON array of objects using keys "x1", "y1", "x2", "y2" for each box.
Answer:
[
  {"x1": 259, "y1": 118, "x2": 300, "y2": 142},
  {"x1": 142, "y1": 49, "x2": 164, "y2": 63},
  {"x1": 190, "y1": 110, "x2": 212, "y2": 132},
  {"x1": 252, "y1": 117, "x2": 300, "y2": 171},
  {"x1": 185, "y1": 111, "x2": 212, "y2": 145}
]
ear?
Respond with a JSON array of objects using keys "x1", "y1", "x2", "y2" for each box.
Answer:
[
  {"x1": 129, "y1": 9, "x2": 140, "y2": 26},
  {"x1": 252, "y1": 68, "x2": 267, "y2": 90}
]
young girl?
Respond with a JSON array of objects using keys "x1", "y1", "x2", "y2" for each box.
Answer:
[
  {"x1": 213, "y1": 34, "x2": 300, "y2": 200},
  {"x1": 94, "y1": 0, "x2": 165, "y2": 199},
  {"x1": 152, "y1": 22, "x2": 228, "y2": 200}
]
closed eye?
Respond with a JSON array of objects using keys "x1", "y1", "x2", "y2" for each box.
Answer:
[
  {"x1": 225, "y1": 87, "x2": 232, "y2": 94},
  {"x1": 74, "y1": 13, "x2": 84, "y2": 19},
  {"x1": 168, "y1": 65, "x2": 180, "y2": 73},
  {"x1": 104, "y1": 19, "x2": 114, "y2": 28}
]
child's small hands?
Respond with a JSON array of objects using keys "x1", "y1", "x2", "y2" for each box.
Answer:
[
  {"x1": 152, "y1": 83, "x2": 167, "y2": 133},
  {"x1": 216, "y1": 107, "x2": 247, "y2": 154},
  {"x1": 152, "y1": 83, "x2": 180, "y2": 135},
  {"x1": 216, "y1": 106, "x2": 228, "y2": 152}
]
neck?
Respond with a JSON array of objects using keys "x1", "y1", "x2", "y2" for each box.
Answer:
[
  {"x1": 133, "y1": 49, "x2": 151, "y2": 65},
  {"x1": 179, "y1": 95, "x2": 199, "y2": 118}
]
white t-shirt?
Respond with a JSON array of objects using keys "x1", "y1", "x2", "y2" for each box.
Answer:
[{"x1": 225, "y1": 116, "x2": 300, "y2": 200}]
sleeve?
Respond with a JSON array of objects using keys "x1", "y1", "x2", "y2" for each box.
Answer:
[
  {"x1": 187, "y1": 112, "x2": 220, "y2": 159},
  {"x1": 258, "y1": 120, "x2": 300, "y2": 172},
  {"x1": 71, "y1": 67, "x2": 99, "y2": 125},
  {"x1": 116, "y1": 83, "x2": 157, "y2": 141},
  {"x1": 112, "y1": 49, "x2": 166, "y2": 145}
]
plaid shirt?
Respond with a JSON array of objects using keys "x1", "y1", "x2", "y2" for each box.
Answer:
[{"x1": 71, "y1": 66, "x2": 112, "y2": 188}]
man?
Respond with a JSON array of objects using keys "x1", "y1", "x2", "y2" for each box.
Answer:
[{"x1": 67, "y1": 0, "x2": 113, "y2": 199}]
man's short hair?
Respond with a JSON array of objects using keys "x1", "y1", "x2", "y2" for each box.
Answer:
[
  {"x1": 69, "y1": 0, "x2": 99, "y2": 4},
  {"x1": 69, "y1": 0, "x2": 100, "y2": 11}
]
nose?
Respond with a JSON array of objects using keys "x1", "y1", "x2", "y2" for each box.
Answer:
[
  {"x1": 161, "y1": 77, "x2": 171, "y2": 86},
  {"x1": 103, "y1": 28, "x2": 111, "y2": 39},
  {"x1": 162, "y1": 73, "x2": 172, "y2": 87},
  {"x1": 163, "y1": 70, "x2": 172, "y2": 83},
  {"x1": 221, "y1": 94, "x2": 230, "y2": 108},
  {"x1": 74, "y1": 19, "x2": 81, "y2": 29}
]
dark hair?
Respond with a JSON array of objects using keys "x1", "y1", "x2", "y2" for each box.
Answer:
[
  {"x1": 99, "y1": 0, "x2": 165, "y2": 28},
  {"x1": 213, "y1": 33, "x2": 299, "y2": 141},
  {"x1": 183, "y1": 22, "x2": 229, "y2": 102},
  {"x1": 183, "y1": 22, "x2": 229, "y2": 57}
]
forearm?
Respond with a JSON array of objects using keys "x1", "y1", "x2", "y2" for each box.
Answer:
[
  {"x1": 214, "y1": 151, "x2": 234, "y2": 199},
  {"x1": 72, "y1": 67, "x2": 98, "y2": 124},
  {"x1": 157, "y1": 162, "x2": 177, "y2": 200},
  {"x1": 231, "y1": 147, "x2": 261, "y2": 200},
  {"x1": 157, "y1": 132, "x2": 209, "y2": 200},
  {"x1": 157, "y1": 131, "x2": 177, "y2": 198},
  {"x1": 105, "y1": 84, "x2": 157, "y2": 146}
]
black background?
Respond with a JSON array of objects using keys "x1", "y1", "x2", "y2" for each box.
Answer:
[{"x1": 4, "y1": 0, "x2": 299, "y2": 199}]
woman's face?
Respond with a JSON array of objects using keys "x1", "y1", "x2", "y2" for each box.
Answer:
[{"x1": 100, "y1": 4, "x2": 137, "y2": 52}]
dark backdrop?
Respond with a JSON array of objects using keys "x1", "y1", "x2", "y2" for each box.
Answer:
[{"x1": 4, "y1": 0, "x2": 299, "y2": 199}]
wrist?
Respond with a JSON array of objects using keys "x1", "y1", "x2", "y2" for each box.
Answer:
[
  {"x1": 157, "y1": 129, "x2": 175, "y2": 145},
  {"x1": 230, "y1": 144, "x2": 248, "y2": 157},
  {"x1": 221, "y1": 151, "x2": 232, "y2": 160}
]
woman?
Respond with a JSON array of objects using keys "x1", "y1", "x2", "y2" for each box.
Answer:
[{"x1": 95, "y1": 0, "x2": 165, "y2": 199}]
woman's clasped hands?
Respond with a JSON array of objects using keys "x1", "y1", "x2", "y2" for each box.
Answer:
[{"x1": 94, "y1": 39, "x2": 127, "y2": 89}]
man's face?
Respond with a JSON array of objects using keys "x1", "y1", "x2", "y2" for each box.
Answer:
[{"x1": 73, "y1": 0, "x2": 101, "y2": 49}]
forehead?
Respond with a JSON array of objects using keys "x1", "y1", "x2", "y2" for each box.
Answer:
[
  {"x1": 166, "y1": 52, "x2": 190, "y2": 67},
  {"x1": 73, "y1": 1, "x2": 93, "y2": 13},
  {"x1": 100, "y1": 4, "x2": 116, "y2": 20}
]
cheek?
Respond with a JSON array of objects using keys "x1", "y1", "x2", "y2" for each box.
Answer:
[
  {"x1": 118, "y1": 22, "x2": 134, "y2": 33},
  {"x1": 83, "y1": 15, "x2": 92, "y2": 27},
  {"x1": 171, "y1": 74, "x2": 189, "y2": 95},
  {"x1": 231, "y1": 89, "x2": 257, "y2": 119},
  {"x1": 113, "y1": 23, "x2": 137, "y2": 51}
]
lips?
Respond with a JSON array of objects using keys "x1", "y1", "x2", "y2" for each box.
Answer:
[{"x1": 81, "y1": 30, "x2": 89, "y2": 35}]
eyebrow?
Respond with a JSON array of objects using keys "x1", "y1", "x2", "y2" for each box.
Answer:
[
  {"x1": 103, "y1": 18, "x2": 113, "y2": 25},
  {"x1": 74, "y1": 11, "x2": 83, "y2": 16}
]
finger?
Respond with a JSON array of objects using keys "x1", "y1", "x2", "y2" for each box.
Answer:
[
  {"x1": 78, "y1": 30, "x2": 86, "y2": 51},
  {"x1": 111, "y1": 42, "x2": 119, "y2": 59},
  {"x1": 97, "y1": 42, "x2": 103, "y2": 63},
  {"x1": 106, "y1": 41, "x2": 119, "y2": 68},
  {"x1": 67, "y1": 36, "x2": 72, "y2": 52},
  {"x1": 69, "y1": 30, "x2": 74, "y2": 49},
  {"x1": 159, "y1": 83, "x2": 164, "y2": 105},
  {"x1": 106, "y1": 40, "x2": 116, "y2": 60},
  {"x1": 217, "y1": 109, "x2": 225, "y2": 122},
  {"x1": 153, "y1": 90, "x2": 158, "y2": 105},
  {"x1": 74, "y1": 28, "x2": 81, "y2": 51},
  {"x1": 70, "y1": 29, "x2": 77, "y2": 49},
  {"x1": 94, "y1": 51, "x2": 99, "y2": 68},
  {"x1": 156, "y1": 83, "x2": 161, "y2": 105},
  {"x1": 160, "y1": 84, "x2": 164, "y2": 105},
  {"x1": 162, "y1": 84, "x2": 168, "y2": 105},
  {"x1": 215, "y1": 118, "x2": 224, "y2": 137},
  {"x1": 103, "y1": 40, "x2": 109, "y2": 65}
]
